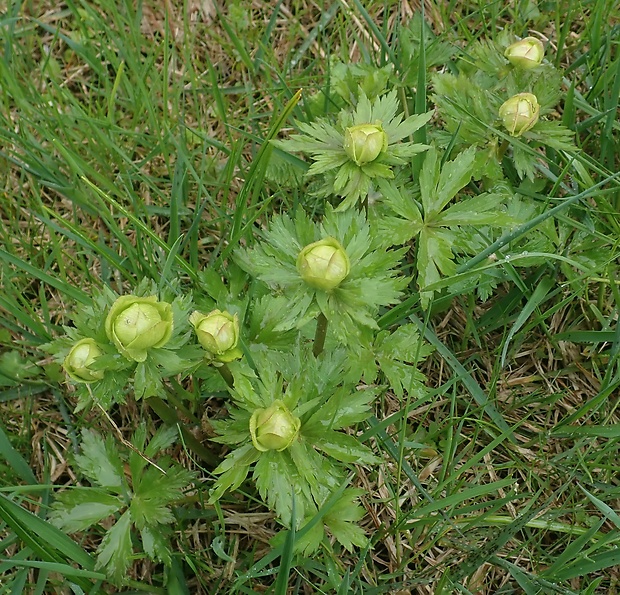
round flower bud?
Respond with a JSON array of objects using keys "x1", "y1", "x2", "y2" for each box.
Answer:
[
  {"x1": 190, "y1": 309, "x2": 242, "y2": 362},
  {"x1": 63, "y1": 338, "x2": 104, "y2": 383},
  {"x1": 249, "y1": 400, "x2": 301, "y2": 452},
  {"x1": 499, "y1": 93, "x2": 540, "y2": 137},
  {"x1": 105, "y1": 295, "x2": 173, "y2": 362},
  {"x1": 343, "y1": 123, "x2": 388, "y2": 166},
  {"x1": 296, "y1": 238, "x2": 350, "y2": 291},
  {"x1": 504, "y1": 37, "x2": 544, "y2": 70}
]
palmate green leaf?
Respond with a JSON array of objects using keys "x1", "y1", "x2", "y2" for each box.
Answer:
[
  {"x1": 423, "y1": 146, "x2": 477, "y2": 218},
  {"x1": 131, "y1": 465, "x2": 193, "y2": 529},
  {"x1": 376, "y1": 357, "x2": 427, "y2": 399},
  {"x1": 418, "y1": 226, "x2": 457, "y2": 309},
  {"x1": 527, "y1": 120, "x2": 577, "y2": 151},
  {"x1": 73, "y1": 429, "x2": 124, "y2": 489},
  {"x1": 133, "y1": 359, "x2": 164, "y2": 400},
  {"x1": 307, "y1": 151, "x2": 349, "y2": 175},
  {"x1": 95, "y1": 509, "x2": 133, "y2": 584},
  {"x1": 436, "y1": 193, "x2": 514, "y2": 226},
  {"x1": 49, "y1": 488, "x2": 123, "y2": 533},
  {"x1": 140, "y1": 525, "x2": 171, "y2": 566},
  {"x1": 376, "y1": 178, "x2": 423, "y2": 228},
  {"x1": 209, "y1": 444, "x2": 261, "y2": 503},
  {"x1": 386, "y1": 111, "x2": 435, "y2": 143},
  {"x1": 324, "y1": 489, "x2": 369, "y2": 552},
  {"x1": 312, "y1": 431, "x2": 380, "y2": 465},
  {"x1": 303, "y1": 386, "x2": 377, "y2": 433},
  {"x1": 288, "y1": 439, "x2": 343, "y2": 505},
  {"x1": 253, "y1": 450, "x2": 314, "y2": 528}
]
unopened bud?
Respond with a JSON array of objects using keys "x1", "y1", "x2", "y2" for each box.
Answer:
[
  {"x1": 190, "y1": 309, "x2": 242, "y2": 362},
  {"x1": 504, "y1": 37, "x2": 544, "y2": 69},
  {"x1": 296, "y1": 238, "x2": 350, "y2": 291},
  {"x1": 250, "y1": 400, "x2": 301, "y2": 452},
  {"x1": 499, "y1": 93, "x2": 540, "y2": 137},
  {"x1": 105, "y1": 295, "x2": 173, "y2": 362},
  {"x1": 63, "y1": 338, "x2": 104, "y2": 383},
  {"x1": 343, "y1": 123, "x2": 388, "y2": 166}
]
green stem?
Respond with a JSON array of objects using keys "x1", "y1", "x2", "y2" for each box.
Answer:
[
  {"x1": 217, "y1": 363, "x2": 234, "y2": 388},
  {"x1": 496, "y1": 139, "x2": 510, "y2": 161},
  {"x1": 313, "y1": 313, "x2": 328, "y2": 357},
  {"x1": 147, "y1": 397, "x2": 218, "y2": 467}
]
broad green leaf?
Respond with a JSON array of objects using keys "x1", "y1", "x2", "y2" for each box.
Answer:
[
  {"x1": 324, "y1": 489, "x2": 368, "y2": 551},
  {"x1": 254, "y1": 451, "x2": 312, "y2": 527},
  {"x1": 140, "y1": 525, "x2": 171, "y2": 566},
  {"x1": 209, "y1": 444, "x2": 260, "y2": 502},
  {"x1": 49, "y1": 488, "x2": 123, "y2": 533},
  {"x1": 132, "y1": 466, "x2": 193, "y2": 528},
  {"x1": 428, "y1": 145, "x2": 476, "y2": 217},
  {"x1": 437, "y1": 193, "x2": 514, "y2": 226},
  {"x1": 312, "y1": 432, "x2": 380, "y2": 465},
  {"x1": 303, "y1": 387, "x2": 377, "y2": 433},
  {"x1": 74, "y1": 430, "x2": 124, "y2": 489},
  {"x1": 95, "y1": 509, "x2": 133, "y2": 584}
]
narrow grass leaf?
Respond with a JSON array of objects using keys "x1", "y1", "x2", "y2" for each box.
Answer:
[
  {"x1": 408, "y1": 313, "x2": 514, "y2": 442},
  {"x1": 0, "y1": 423, "x2": 37, "y2": 485},
  {"x1": 273, "y1": 496, "x2": 295, "y2": 595},
  {"x1": 500, "y1": 275, "x2": 554, "y2": 367},
  {"x1": 579, "y1": 485, "x2": 620, "y2": 530}
]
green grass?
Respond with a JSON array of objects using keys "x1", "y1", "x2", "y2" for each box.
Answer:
[{"x1": 1, "y1": 0, "x2": 620, "y2": 593}]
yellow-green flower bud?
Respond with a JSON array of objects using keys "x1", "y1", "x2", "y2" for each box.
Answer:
[
  {"x1": 504, "y1": 37, "x2": 544, "y2": 70},
  {"x1": 190, "y1": 309, "x2": 242, "y2": 362},
  {"x1": 249, "y1": 400, "x2": 301, "y2": 452},
  {"x1": 343, "y1": 123, "x2": 388, "y2": 166},
  {"x1": 63, "y1": 338, "x2": 104, "y2": 383},
  {"x1": 296, "y1": 238, "x2": 350, "y2": 291},
  {"x1": 105, "y1": 295, "x2": 173, "y2": 362},
  {"x1": 499, "y1": 93, "x2": 540, "y2": 137}
]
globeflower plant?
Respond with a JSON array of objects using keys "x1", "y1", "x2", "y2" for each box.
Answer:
[
  {"x1": 208, "y1": 345, "x2": 378, "y2": 553},
  {"x1": 234, "y1": 206, "x2": 407, "y2": 339},
  {"x1": 276, "y1": 89, "x2": 433, "y2": 210}
]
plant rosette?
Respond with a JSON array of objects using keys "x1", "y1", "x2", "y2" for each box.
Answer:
[
  {"x1": 276, "y1": 89, "x2": 433, "y2": 210},
  {"x1": 234, "y1": 206, "x2": 407, "y2": 338},
  {"x1": 208, "y1": 346, "x2": 378, "y2": 552}
]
